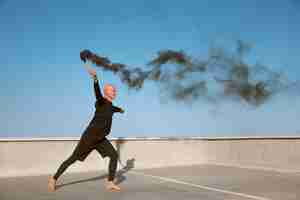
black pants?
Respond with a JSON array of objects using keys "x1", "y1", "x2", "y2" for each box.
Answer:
[{"x1": 53, "y1": 139, "x2": 118, "y2": 181}]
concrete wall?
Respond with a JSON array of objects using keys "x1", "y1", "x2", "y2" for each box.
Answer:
[
  {"x1": 1, "y1": 137, "x2": 300, "y2": 177},
  {"x1": 202, "y1": 138, "x2": 300, "y2": 172}
]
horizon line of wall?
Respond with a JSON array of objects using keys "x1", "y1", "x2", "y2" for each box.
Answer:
[{"x1": 1, "y1": 136, "x2": 300, "y2": 177}]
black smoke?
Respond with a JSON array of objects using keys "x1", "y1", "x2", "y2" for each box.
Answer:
[{"x1": 80, "y1": 41, "x2": 290, "y2": 106}]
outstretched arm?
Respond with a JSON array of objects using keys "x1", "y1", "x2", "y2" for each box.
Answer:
[
  {"x1": 85, "y1": 64, "x2": 104, "y2": 101},
  {"x1": 112, "y1": 105, "x2": 125, "y2": 113},
  {"x1": 93, "y1": 76, "x2": 104, "y2": 101}
]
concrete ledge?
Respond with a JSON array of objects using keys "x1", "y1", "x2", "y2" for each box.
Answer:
[
  {"x1": 2, "y1": 136, "x2": 300, "y2": 141},
  {"x1": 1, "y1": 137, "x2": 300, "y2": 177}
]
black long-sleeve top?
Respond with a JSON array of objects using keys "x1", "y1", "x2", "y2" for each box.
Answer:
[{"x1": 87, "y1": 76, "x2": 123, "y2": 136}]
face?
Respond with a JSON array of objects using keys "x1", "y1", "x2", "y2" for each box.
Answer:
[{"x1": 104, "y1": 84, "x2": 117, "y2": 101}]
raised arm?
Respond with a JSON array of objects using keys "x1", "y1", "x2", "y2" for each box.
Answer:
[
  {"x1": 112, "y1": 105, "x2": 125, "y2": 113},
  {"x1": 85, "y1": 64, "x2": 104, "y2": 101},
  {"x1": 93, "y1": 76, "x2": 104, "y2": 101}
]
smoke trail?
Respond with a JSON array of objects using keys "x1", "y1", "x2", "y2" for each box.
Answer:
[
  {"x1": 80, "y1": 41, "x2": 290, "y2": 106},
  {"x1": 80, "y1": 49, "x2": 150, "y2": 89}
]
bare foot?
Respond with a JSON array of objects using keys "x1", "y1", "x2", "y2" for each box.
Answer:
[
  {"x1": 48, "y1": 176, "x2": 56, "y2": 192},
  {"x1": 105, "y1": 180, "x2": 121, "y2": 192}
]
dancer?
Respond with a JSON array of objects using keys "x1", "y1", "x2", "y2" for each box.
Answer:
[{"x1": 48, "y1": 65, "x2": 124, "y2": 192}]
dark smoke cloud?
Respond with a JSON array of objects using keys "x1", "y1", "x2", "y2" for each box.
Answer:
[
  {"x1": 80, "y1": 49, "x2": 149, "y2": 89},
  {"x1": 80, "y1": 41, "x2": 290, "y2": 106}
]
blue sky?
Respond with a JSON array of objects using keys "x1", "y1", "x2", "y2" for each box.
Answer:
[{"x1": 1, "y1": 0, "x2": 300, "y2": 138}]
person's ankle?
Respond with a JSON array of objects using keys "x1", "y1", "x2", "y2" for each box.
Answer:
[{"x1": 106, "y1": 177, "x2": 113, "y2": 181}]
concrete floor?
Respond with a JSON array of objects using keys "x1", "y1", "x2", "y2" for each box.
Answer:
[{"x1": 1, "y1": 164, "x2": 299, "y2": 200}]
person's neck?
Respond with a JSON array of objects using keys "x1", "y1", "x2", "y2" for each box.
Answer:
[{"x1": 104, "y1": 96, "x2": 113, "y2": 103}]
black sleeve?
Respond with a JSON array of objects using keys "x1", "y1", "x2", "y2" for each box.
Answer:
[
  {"x1": 93, "y1": 77, "x2": 104, "y2": 102},
  {"x1": 112, "y1": 105, "x2": 124, "y2": 113}
]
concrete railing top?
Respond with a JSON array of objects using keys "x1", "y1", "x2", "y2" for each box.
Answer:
[{"x1": 1, "y1": 136, "x2": 300, "y2": 142}]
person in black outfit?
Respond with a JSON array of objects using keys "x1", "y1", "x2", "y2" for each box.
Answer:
[{"x1": 48, "y1": 66, "x2": 124, "y2": 192}]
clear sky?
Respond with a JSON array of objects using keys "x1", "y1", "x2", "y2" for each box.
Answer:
[{"x1": 1, "y1": 0, "x2": 300, "y2": 138}]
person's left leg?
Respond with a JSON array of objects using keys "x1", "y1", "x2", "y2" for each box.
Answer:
[
  {"x1": 95, "y1": 138, "x2": 121, "y2": 191},
  {"x1": 107, "y1": 149, "x2": 118, "y2": 182}
]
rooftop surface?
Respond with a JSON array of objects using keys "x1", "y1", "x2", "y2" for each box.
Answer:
[{"x1": 1, "y1": 164, "x2": 299, "y2": 200}]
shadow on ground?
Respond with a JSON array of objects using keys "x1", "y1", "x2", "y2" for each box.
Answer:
[
  {"x1": 114, "y1": 158, "x2": 135, "y2": 185},
  {"x1": 56, "y1": 158, "x2": 135, "y2": 190}
]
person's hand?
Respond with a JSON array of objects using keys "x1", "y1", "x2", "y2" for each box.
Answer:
[
  {"x1": 87, "y1": 67, "x2": 97, "y2": 79},
  {"x1": 120, "y1": 108, "x2": 125, "y2": 113},
  {"x1": 83, "y1": 63, "x2": 97, "y2": 79}
]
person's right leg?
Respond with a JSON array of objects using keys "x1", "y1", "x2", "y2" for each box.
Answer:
[
  {"x1": 54, "y1": 153, "x2": 77, "y2": 180},
  {"x1": 48, "y1": 154, "x2": 77, "y2": 192}
]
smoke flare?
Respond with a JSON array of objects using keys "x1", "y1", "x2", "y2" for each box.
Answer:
[{"x1": 80, "y1": 41, "x2": 290, "y2": 106}]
